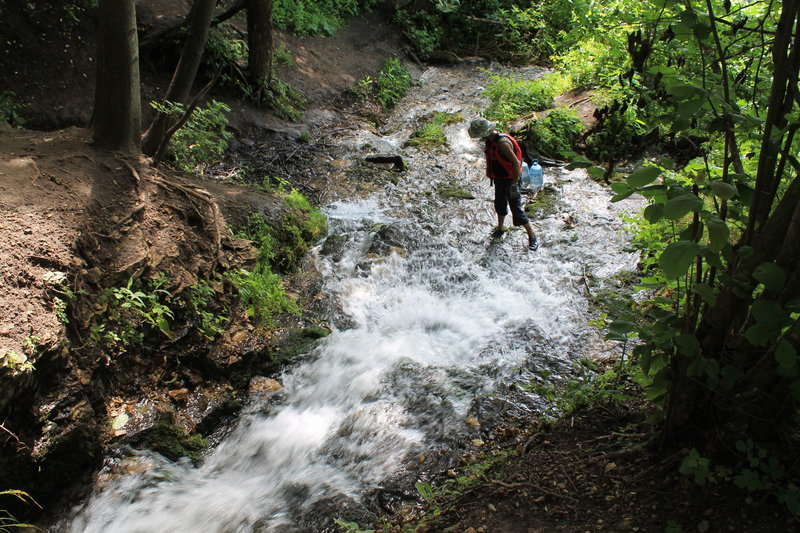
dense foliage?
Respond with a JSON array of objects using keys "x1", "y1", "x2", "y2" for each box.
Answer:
[
  {"x1": 467, "y1": 0, "x2": 800, "y2": 512},
  {"x1": 273, "y1": 0, "x2": 380, "y2": 36}
]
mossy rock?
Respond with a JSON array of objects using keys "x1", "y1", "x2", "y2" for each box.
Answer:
[
  {"x1": 272, "y1": 326, "x2": 330, "y2": 362},
  {"x1": 231, "y1": 326, "x2": 330, "y2": 389},
  {"x1": 524, "y1": 185, "x2": 561, "y2": 219},
  {"x1": 437, "y1": 180, "x2": 475, "y2": 200},
  {"x1": 125, "y1": 419, "x2": 208, "y2": 464}
]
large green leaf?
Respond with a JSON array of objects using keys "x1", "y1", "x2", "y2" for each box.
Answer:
[
  {"x1": 663, "y1": 193, "x2": 703, "y2": 220},
  {"x1": 753, "y1": 262, "x2": 786, "y2": 293},
  {"x1": 775, "y1": 339, "x2": 798, "y2": 369},
  {"x1": 745, "y1": 322, "x2": 781, "y2": 346},
  {"x1": 751, "y1": 299, "x2": 788, "y2": 327},
  {"x1": 611, "y1": 182, "x2": 632, "y2": 194},
  {"x1": 611, "y1": 190, "x2": 635, "y2": 202},
  {"x1": 710, "y1": 181, "x2": 738, "y2": 200},
  {"x1": 627, "y1": 166, "x2": 662, "y2": 188},
  {"x1": 668, "y1": 83, "x2": 704, "y2": 99},
  {"x1": 588, "y1": 166, "x2": 606, "y2": 180},
  {"x1": 565, "y1": 160, "x2": 592, "y2": 170},
  {"x1": 676, "y1": 333, "x2": 700, "y2": 356},
  {"x1": 694, "y1": 282, "x2": 717, "y2": 307},
  {"x1": 702, "y1": 212, "x2": 729, "y2": 252},
  {"x1": 660, "y1": 241, "x2": 700, "y2": 279},
  {"x1": 644, "y1": 203, "x2": 664, "y2": 223}
]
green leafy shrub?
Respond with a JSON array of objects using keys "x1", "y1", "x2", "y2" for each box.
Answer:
[
  {"x1": 274, "y1": 44, "x2": 296, "y2": 67},
  {"x1": 394, "y1": 0, "x2": 585, "y2": 63},
  {"x1": 375, "y1": 57, "x2": 412, "y2": 108},
  {"x1": 202, "y1": 25, "x2": 306, "y2": 120},
  {"x1": 273, "y1": 0, "x2": 380, "y2": 36},
  {"x1": 203, "y1": 24, "x2": 248, "y2": 82},
  {"x1": 226, "y1": 266, "x2": 298, "y2": 323},
  {"x1": 231, "y1": 189, "x2": 326, "y2": 324},
  {"x1": 520, "y1": 107, "x2": 583, "y2": 158},
  {"x1": 393, "y1": 9, "x2": 442, "y2": 60},
  {"x1": 584, "y1": 105, "x2": 648, "y2": 166},
  {"x1": 262, "y1": 79, "x2": 307, "y2": 121},
  {"x1": 553, "y1": 37, "x2": 629, "y2": 90},
  {"x1": 150, "y1": 99, "x2": 232, "y2": 174},
  {"x1": 93, "y1": 276, "x2": 175, "y2": 350},
  {"x1": 0, "y1": 91, "x2": 24, "y2": 128},
  {"x1": 484, "y1": 73, "x2": 561, "y2": 124},
  {"x1": 186, "y1": 282, "x2": 229, "y2": 340}
]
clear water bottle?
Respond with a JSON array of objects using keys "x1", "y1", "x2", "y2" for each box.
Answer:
[
  {"x1": 520, "y1": 161, "x2": 530, "y2": 188},
  {"x1": 529, "y1": 158, "x2": 543, "y2": 189}
]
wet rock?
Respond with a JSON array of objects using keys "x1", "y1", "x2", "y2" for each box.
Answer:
[
  {"x1": 365, "y1": 154, "x2": 406, "y2": 171},
  {"x1": 168, "y1": 388, "x2": 190, "y2": 402},
  {"x1": 366, "y1": 223, "x2": 410, "y2": 256},
  {"x1": 249, "y1": 376, "x2": 283, "y2": 394},
  {"x1": 123, "y1": 415, "x2": 208, "y2": 464},
  {"x1": 296, "y1": 493, "x2": 378, "y2": 533}
]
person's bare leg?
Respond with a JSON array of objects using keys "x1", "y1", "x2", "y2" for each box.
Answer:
[
  {"x1": 497, "y1": 215, "x2": 505, "y2": 231},
  {"x1": 523, "y1": 222, "x2": 539, "y2": 250}
]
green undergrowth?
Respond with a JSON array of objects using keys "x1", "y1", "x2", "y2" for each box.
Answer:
[
  {"x1": 231, "y1": 187, "x2": 327, "y2": 323},
  {"x1": 484, "y1": 72, "x2": 569, "y2": 125},
  {"x1": 375, "y1": 57, "x2": 412, "y2": 108},
  {"x1": 393, "y1": 0, "x2": 584, "y2": 63},
  {"x1": 0, "y1": 91, "x2": 24, "y2": 128},
  {"x1": 519, "y1": 107, "x2": 583, "y2": 159},
  {"x1": 151, "y1": 99, "x2": 233, "y2": 174},
  {"x1": 352, "y1": 57, "x2": 412, "y2": 110},
  {"x1": 203, "y1": 24, "x2": 307, "y2": 121},
  {"x1": 273, "y1": 0, "x2": 380, "y2": 36}
]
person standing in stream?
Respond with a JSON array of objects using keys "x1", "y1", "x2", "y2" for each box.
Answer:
[{"x1": 468, "y1": 117, "x2": 539, "y2": 251}]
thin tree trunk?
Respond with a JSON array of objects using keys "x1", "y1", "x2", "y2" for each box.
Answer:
[
  {"x1": 92, "y1": 0, "x2": 141, "y2": 154},
  {"x1": 745, "y1": 0, "x2": 800, "y2": 243},
  {"x1": 142, "y1": 0, "x2": 217, "y2": 156},
  {"x1": 247, "y1": 0, "x2": 274, "y2": 87}
]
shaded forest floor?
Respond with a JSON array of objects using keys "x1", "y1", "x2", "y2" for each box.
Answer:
[{"x1": 0, "y1": 2, "x2": 798, "y2": 532}]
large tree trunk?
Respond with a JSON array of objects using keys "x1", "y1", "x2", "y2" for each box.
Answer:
[
  {"x1": 247, "y1": 0, "x2": 274, "y2": 87},
  {"x1": 92, "y1": 0, "x2": 141, "y2": 154},
  {"x1": 142, "y1": 0, "x2": 217, "y2": 156}
]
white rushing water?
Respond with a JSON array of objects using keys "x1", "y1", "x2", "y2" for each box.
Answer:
[{"x1": 60, "y1": 64, "x2": 641, "y2": 533}]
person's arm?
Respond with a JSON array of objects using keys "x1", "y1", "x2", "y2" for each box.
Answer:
[{"x1": 498, "y1": 139, "x2": 521, "y2": 182}]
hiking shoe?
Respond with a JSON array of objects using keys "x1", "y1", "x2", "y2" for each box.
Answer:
[
  {"x1": 491, "y1": 227, "x2": 505, "y2": 238},
  {"x1": 528, "y1": 235, "x2": 539, "y2": 251}
]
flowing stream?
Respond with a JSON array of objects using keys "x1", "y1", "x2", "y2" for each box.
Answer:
[{"x1": 58, "y1": 63, "x2": 642, "y2": 532}]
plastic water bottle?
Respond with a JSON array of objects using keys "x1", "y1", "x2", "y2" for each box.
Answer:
[
  {"x1": 529, "y1": 158, "x2": 543, "y2": 189},
  {"x1": 520, "y1": 161, "x2": 530, "y2": 188}
]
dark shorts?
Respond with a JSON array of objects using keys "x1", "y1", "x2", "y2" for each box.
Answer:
[{"x1": 493, "y1": 179, "x2": 530, "y2": 226}]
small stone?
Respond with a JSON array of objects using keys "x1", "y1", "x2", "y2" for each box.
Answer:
[
  {"x1": 471, "y1": 439, "x2": 484, "y2": 447},
  {"x1": 605, "y1": 462, "x2": 617, "y2": 473},
  {"x1": 248, "y1": 376, "x2": 282, "y2": 394},
  {"x1": 697, "y1": 520, "x2": 710, "y2": 533},
  {"x1": 168, "y1": 388, "x2": 189, "y2": 401}
]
